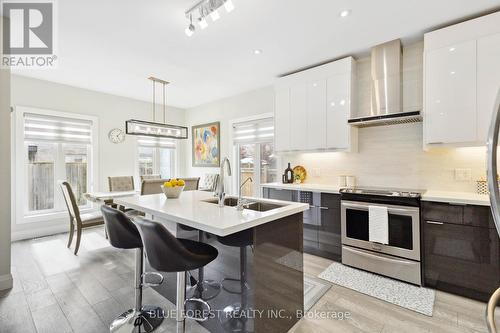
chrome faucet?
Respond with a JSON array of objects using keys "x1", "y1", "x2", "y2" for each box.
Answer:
[
  {"x1": 237, "y1": 177, "x2": 253, "y2": 211},
  {"x1": 216, "y1": 157, "x2": 232, "y2": 207}
]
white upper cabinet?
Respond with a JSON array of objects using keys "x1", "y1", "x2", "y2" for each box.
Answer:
[
  {"x1": 307, "y1": 80, "x2": 327, "y2": 150},
  {"x1": 425, "y1": 40, "x2": 477, "y2": 144},
  {"x1": 290, "y1": 84, "x2": 308, "y2": 150},
  {"x1": 274, "y1": 87, "x2": 290, "y2": 152},
  {"x1": 424, "y1": 11, "x2": 500, "y2": 146},
  {"x1": 477, "y1": 32, "x2": 500, "y2": 142},
  {"x1": 274, "y1": 57, "x2": 356, "y2": 152},
  {"x1": 327, "y1": 73, "x2": 351, "y2": 149}
]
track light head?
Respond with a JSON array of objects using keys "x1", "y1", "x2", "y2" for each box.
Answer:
[
  {"x1": 185, "y1": 23, "x2": 195, "y2": 36},
  {"x1": 210, "y1": 9, "x2": 220, "y2": 21},
  {"x1": 199, "y1": 17, "x2": 208, "y2": 29},
  {"x1": 185, "y1": 14, "x2": 195, "y2": 36},
  {"x1": 224, "y1": 0, "x2": 234, "y2": 13}
]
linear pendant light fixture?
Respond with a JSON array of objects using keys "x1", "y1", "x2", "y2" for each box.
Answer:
[
  {"x1": 125, "y1": 77, "x2": 188, "y2": 139},
  {"x1": 185, "y1": 0, "x2": 235, "y2": 36}
]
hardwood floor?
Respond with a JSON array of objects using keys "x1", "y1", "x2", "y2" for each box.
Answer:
[
  {"x1": 294, "y1": 253, "x2": 495, "y2": 333},
  {"x1": 1, "y1": 227, "x2": 208, "y2": 333},
  {"x1": 0, "y1": 227, "x2": 496, "y2": 333}
]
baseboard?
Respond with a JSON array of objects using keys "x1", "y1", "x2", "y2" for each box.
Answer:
[
  {"x1": 0, "y1": 273, "x2": 13, "y2": 291},
  {"x1": 11, "y1": 224, "x2": 69, "y2": 241}
]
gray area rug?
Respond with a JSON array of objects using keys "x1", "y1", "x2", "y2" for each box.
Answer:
[{"x1": 319, "y1": 262, "x2": 435, "y2": 316}]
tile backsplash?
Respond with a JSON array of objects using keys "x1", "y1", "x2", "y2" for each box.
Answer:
[{"x1": 281, "y1": 123, "x2": 487, "y2": 192}]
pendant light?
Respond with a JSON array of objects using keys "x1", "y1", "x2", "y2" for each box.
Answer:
[{"x1": 125, "y1": 77, "x2": 188, "y2": 139}]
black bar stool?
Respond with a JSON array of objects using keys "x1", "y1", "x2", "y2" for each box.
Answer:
[
  {"x1": 134, "y1": 217, "x2": 219, "y2": 328},
  {"x1": 179, "y1": 225, "x2": 221, "y2": 300},
  {"x1": 217, "y1": 229, "x2": 253, "y2": 330},
  {"x1": 101, "y1": 206, "x2": 164, "y2": 333},
  {"x1": 217, "y1": 229, "x2": 253, "y2": 294}
]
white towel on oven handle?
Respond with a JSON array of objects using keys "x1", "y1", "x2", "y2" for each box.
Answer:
[{"x1": 368, "y1": 205, "x2": 389, "y2": 245}]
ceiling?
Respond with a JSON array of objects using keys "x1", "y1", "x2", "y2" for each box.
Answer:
[{"x1": 13, "y1": 0, "x2": 500, "y2": 109}]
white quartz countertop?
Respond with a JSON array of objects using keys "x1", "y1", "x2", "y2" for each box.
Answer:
[
  {"x1": 115, "y1": 190, "x2": 309, "y2": 237},
  {"x1": 261, "y1": 182, "x2": 341, "y2": 194},
  {"x1": 261, "y1": 182, "x2": 491, "y2": 206},
  {"x1": 421, "y1": 190, "x2": 490, "y2": 206}
]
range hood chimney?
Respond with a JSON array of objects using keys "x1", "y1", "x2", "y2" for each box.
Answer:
[{"x1": 349, "y1": 39, "x2": 421, "y2": 127}]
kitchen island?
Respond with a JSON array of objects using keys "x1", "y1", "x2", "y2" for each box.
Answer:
[{"x1": 115, "y1": 190, "x2": 308, "y2": 333}]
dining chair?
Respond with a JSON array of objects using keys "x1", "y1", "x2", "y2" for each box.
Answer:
[
  {"x1": 199, "y1": 174, "x2": 219, "y2": 192},
  {"x1": 60, "y1": 181, "x2": 104, "y2": 255},
  {"x1": 182, "y1": 177, "x2": 200, "y2": 191},
  {"x1": 108, "y1": 176, "x2": 135, "y2": 211},
  {"x1": 108, "y1": 176, "x2": 135, "y2": 192},
  {"x1": 140, "y1": 174, "x2": 161, "y2": 181},
  {"x1": 141, "y1": 179, "x2": 169, "y2": 195}
]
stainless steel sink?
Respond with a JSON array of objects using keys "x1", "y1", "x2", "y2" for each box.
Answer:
[
  {"x1": 202, "y1": 197, "x2": 285, "y2": 212},
  {"x1": 243, "y1": 202, "x2": 283, "y2": 212}
]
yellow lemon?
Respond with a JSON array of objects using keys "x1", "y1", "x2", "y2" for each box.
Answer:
[
  {"x1": 164, "y1": 181, "x2": 173, "y2": 188},
  {"x1": 170, "y1": 179, "x2": 178, "y2": 186},
  {"x1": 178, "y1": 179, "x2": 185, "y2": 186}
]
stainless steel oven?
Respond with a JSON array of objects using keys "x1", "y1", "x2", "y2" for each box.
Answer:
[{"x1": 340, "y1": 188, "x2": 422, "y2": 285}]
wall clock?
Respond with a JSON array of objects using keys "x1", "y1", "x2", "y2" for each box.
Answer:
[{"x1": 108, "y1": 128, "x2": 125, "y2": 144}]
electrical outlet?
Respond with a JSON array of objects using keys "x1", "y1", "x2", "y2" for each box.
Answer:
[
  {"x1": 312, "y1": 168, "x2": 321, "y2": 177},
  {"x1": 454, "y1": 168, "x2": 472, "y2": 181}
]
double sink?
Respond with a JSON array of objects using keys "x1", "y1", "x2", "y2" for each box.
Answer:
[{"x1": 202, "y1": 197, "x2": 286, "y2": 212}]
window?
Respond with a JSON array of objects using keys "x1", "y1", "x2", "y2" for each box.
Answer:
[
  {"x1": 27, "y1": 143, "x2": 56, "y2": 211},
  {"x1": 18, "y1": 110, "x2": 96, "y2": 220},
  {"x1": 233, "y1": 117, "x2": 277, "y2": 197},
  {"x1": 137, "y1": 137, "x2": 176, "y2": 179}
]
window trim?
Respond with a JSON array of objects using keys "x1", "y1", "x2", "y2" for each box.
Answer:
[
  {"x1": 135, "y1": 139, "x2": 178, "y2": 185},
  {"x1": 229, "y1": 113, "x2": 275, "y2": 197},
  {"x1": 13, "y1": 106, "x2": 99, "y2": 225}
]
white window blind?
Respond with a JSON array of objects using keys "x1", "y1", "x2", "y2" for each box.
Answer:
[
  {"x1": 233, "y1": 117, "x2": 274, "y2": 144},
  {"x1": 137, "y1": 136, "x2": 176, "y2": 148},
  {"x1": 24, "y1": 113, "x2": 93, "y2": 144}
]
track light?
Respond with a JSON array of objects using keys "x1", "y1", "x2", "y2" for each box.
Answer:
[
  {"x1": 185, "y1": 0, "x2": 234, "y2": 35},
  {"x1": 224, "y1": 0, "x2": 234, "y2": 13},
  {"x1": 210, "y1": 9, "x2": 220, "y2": 21}
]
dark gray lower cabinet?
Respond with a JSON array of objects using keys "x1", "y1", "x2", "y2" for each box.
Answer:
[
  {"x1": 422, "y1": 202, "x2": 500, "y2": 301},
  {"x1": 317, "y1": 193, "x2": 341, "y2": 261},
  {"x1": 263, "y1": 187, "x2": 341, "y2": 261}
]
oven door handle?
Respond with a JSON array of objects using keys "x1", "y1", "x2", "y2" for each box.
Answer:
[
  {"x1": 341, "y1": 201, "x2": 418, "y2": 213},
  {"x1": 345, "y1": 247, "x2": 417, "y2": 266}
]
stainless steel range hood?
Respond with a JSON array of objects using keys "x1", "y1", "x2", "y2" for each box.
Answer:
[{"x1": 348, "y1": 39, "x2": 421, "y2": 127}]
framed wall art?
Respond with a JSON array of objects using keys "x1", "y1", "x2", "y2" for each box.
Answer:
[{"x1": 192, "y1": 121, "x2": 220, "y2": 167}]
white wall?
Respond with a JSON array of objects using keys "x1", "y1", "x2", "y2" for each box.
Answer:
[
  {"x1": 183, "y1": 86, "x2": 275, "y2": 182},
  {"x1": 10, "y1": 75, "x2": 186, "y2": 240},
  {"x1": 0, "y1": 16, "x2": 13, "y2": 291},
  {"x1": 184, "y1": 42, "x2": 487, "y2": 193}
]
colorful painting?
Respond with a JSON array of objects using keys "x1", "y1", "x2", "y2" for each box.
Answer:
[{"x1": 192, "y1": 122, "x2": 220, "y2": 167}]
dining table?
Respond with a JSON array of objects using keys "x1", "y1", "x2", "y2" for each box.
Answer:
[{"x1": 85, "y1": 190, "x2": 139, "y2": 205}]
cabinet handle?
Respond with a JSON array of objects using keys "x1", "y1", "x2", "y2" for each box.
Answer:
[
  {"x1": 426, "y1": 220, "x2": 444, "y2": 225},
  {"x1": 319, "y1": 206, "x2": 329, "y2": 210}
]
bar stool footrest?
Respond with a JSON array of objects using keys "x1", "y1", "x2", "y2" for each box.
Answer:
[{"x1": 110, "y1": 305, "x2": 164, "y2": 333}]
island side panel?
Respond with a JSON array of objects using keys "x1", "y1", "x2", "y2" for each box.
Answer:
[{"x1": 254, "y1": 212, "x2": 304, "y2": 333}]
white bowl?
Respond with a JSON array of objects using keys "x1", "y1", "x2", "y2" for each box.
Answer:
[{"x1": 161, "y1": 185, "x2": 185, "y2": 198}]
